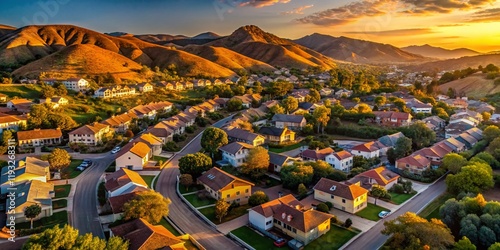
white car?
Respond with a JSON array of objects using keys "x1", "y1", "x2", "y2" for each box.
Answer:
[
  {"x1": 378, "y1": 211, "x2": 390, "y2": 218},
  {"x1": 111, "y1": 147, "x2": 121, "y2": 154}
]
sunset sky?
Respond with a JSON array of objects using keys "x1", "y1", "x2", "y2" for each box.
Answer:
[{"x1": 1, "y1": 0, "x2": 500, "y2": 52}]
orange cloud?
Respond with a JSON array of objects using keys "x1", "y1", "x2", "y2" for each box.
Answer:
[
  {"x1": 281, "y1": 5, "x2": 314, "y2": 15},
  {"x1": 240, "y1": 0, "x2": 291, "y2": 8}
]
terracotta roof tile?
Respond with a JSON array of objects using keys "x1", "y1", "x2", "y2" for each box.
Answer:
[
  {"x1": 17, "y1": 129, "x2": 62, "y2": 141},
  {"x1": 105, "y1": 168, "x2": 148, "y2": 192},
  {"x1": 198, "y1": 167, "x2": 254, "y2": 192}
]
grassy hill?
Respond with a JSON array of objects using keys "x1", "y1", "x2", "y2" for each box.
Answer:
[
  {"x1": 409, "y1": 54, "x2": 500, "y2": 72},
  {"x1": 439, "y1": 73, "x2": 500, "y2": 98}
]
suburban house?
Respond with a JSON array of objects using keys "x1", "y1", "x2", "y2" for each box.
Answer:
[
  {"x1": 219, "y1": 142, "x2": 254, "y2": 167},
  {"x1": 438, "y1": 137, "x2": 466, "y2": 153},
  {"x1": 348, "y1": 167, "x2": 399, "y2": 190},
  {"x1": 101, "y1": 112, "x2": 138, "y2": 133},
  {"x1": 313, "y1": 178, "x2": 369, "y2": 214},
  {"x1": 377, "y1": 132, "x2": 406, "y2": 155},
  {"x1": 350, "y1": 141, "x2": 382, "y2": 159},
  {"x1": 107, "y1": 190, "x2": 146, "y2": 217},
  {"x1": 115, "y1": 142, "x2": 152, "y2": 171},
  {"x1": 335, "y1": 89, "x2": 353, "y2": 98},
  {"x1": 197, "y1": 167, "x2": 254, "y2": 205},
  {"x1": 94, "y1": 85, "x2": 136, "y2": 98},
  {"x1": 39, "y1": 96, "x2": 69, "y2": 109},
  {"x1": 6, "y1": 99, "x2": 33, "y2": 113},
  {"x1": 272, "y1": 114, "x2": 307, "y2": 130},
  {"x1": 17, "y1": 128, "x2": 63, "y2": 148},
  {"x1": 422, "y1": 116, "x2": 446, "y2": 131},
  {"x1": 298, "y1": 102, "x2": 320, "y2": 114},
  {"x1": 43, "y1": 78, "x2": 89, "y2": 92},
  {"x1": 146, "y1": 127, "x2": 173, "y2": 143},
  {"x1": 258, "y1": 127, "x2": 296, "y2": 145},
  {"x1": 105, "y1": 168, "x2": 149, "y2": 197},
  {"x1": 7, "y1": 180, "x2": 54, "y2": 223},
  {"x1": 404, "y1": 98, "x2": 433, "y2": 114},
  {"x1": 445, "y1": 98, "x2": 468, "y2": 109},
  {"x1": 134, "y1": 83, "x2": 154, "y2": 93},
  {"x1": 0, "y1": 93, "x2": 7, "y2": 102},
  {"x1": 233, "y1": 94, "x2": 262, "y2": 108},
  {"x1": 69, "y1": 123, "x2": 112, "y2": 146},
  {"x1": 396, "y1": 154, "x2": 431, "y2": 175},
  {"x1": 301, "y1": 148, "x2": 335, "y2": 162},
  {"x1": 249, "y1": 194, "x2": 333, "y2": 245},
  {"x1": 110, "y1": 218, "x2": 187, "y2": 250},
  {"x1": 456, "y1": 132, "x2": 479, "y2": 149},
  {"x1": 135, "y1": 133, "x2": 163, "y2": 156},
  {"x1": 412, "y1": 144, "x2": 451, "y2": 166},
  {"x1": 445, "y1": 121, "x2": 474, "y2": 138},
  {"x1": 269, "y1": 152, "x2": 298, "y2": 173},
  {"x1": 225, "y1": 127, "x2": 265, "y2": 146},
  {"x1": 372, "y1": 111, "x2": 412, "y2": 127},
  {"x1": 0, "y1": 157, "x2": 51, "y2": 193},
  {"x1": 130, "y1": 101, "x2": 173, "y2": 119},
  {"x1": 0, "y1": 113, "x2": 27, "y2": 132},
  {"x1": 325, "y1": 151, "x2": 353, "y2": 173}
]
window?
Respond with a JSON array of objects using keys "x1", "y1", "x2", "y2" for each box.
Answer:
[
  {"x1": 226, "y1": 194, "x2": 230, "y2": 198},
  {"x1": 236, "y1": 198, "x2": 240, "y2": 202},
  {"x1": 266, "y1": 221, "x2": 272, "y2": 225},
  {"x1": 236, "y1": 191, "x2": 240, "y2": 195},
  {"x1": 245, "y1": 189, "x2": 249, "y2": 193},
  {"x1": 330, "y1": 195, "x2": 334, "y2": 199},
  {"x1": 273, "y1": 219, "x2": 277, "y2": 223},
  {"x1": 342, "y1": 199, "x2": 346, "y2": 203},
  {"x1": 293, "y1": 228, "x2": 297, "y2": 233}
]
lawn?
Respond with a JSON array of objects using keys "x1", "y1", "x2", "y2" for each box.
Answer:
[
  {"x1": 355, "y1": 203, "x2": 389, "y2": 221},
  {"x1": 183, "y1": 193, "x2": 216, "y2": 208},
  {"x1": 268, "y1": 143, "x2": 303, "y2": 153},
  {"x1": 179, "y1": 184, "x2": 204, "y2": 194},
  {"x1": 419, "y1": 192, "x2": 454, "y2": 220},
  {"x1": 231, "y1": 226, "x2": 283, "y2": 250},
  {"x1": 53, "y1": 199, "x2": 68, "y2": 209},
  {"x1": 17, "y1": 211, "x2": 68, "y2": 230},
  {"x1": 304, "y1": 224, "x2": 359, "y2": 250},
  {"x1": 157, "y1": 217, "x2": 181, "y2": 236},
  {"x1": 62, "y1": 160, "x2": 83, "y2": 179},
  {"x1": 389, "y1": 192, "x2": 416, "y2": 205},
  {"x1": 153, "y1": 155, "x2": 169, "y2": 163},
  {"x1": 0, "y1": 84, "x2": 42, "y2": 99},
  {"x1": 199, "y1": 205, "x2": 251, "y2": 224},
  {"x1": 54, "y1": 184, "x2": 72, "y2": 198},
  {"x1": 141, "y1": 175, "x2": 156, "y2": 188}
]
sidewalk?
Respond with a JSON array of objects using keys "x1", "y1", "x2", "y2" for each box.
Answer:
[
  {"x1": 367, "y1": 197, "x2": 398, "y2": 211},
  {"x1": 217, "y1": 214, "x2": 249, "y2": 234}
]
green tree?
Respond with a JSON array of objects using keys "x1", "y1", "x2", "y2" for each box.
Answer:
[
  {"x1": 240, "y1": 146, "x2": 270, "y2": 179},
  {"x1": 123, "y1": 190, "x2": 171, "y2": 224},
  {"x1": 48, "y1": 148, "x2": 71, "y2": 172},
  {"x1": 370, "y1": 186, "x2": 388, "y2": 205},
  {"x1": 1, "y1": 129, "x2": 13, "y2": 147},
  {"x1": 482, "y1": 112, "x2": 492, "y2": 122},
  {"x1": 201, "y1": 127, "x2": 228, "y2": 159},
  {"x1": 443, "y1": 153, "x2": 468, "y2": 174},
  {"x1": 306, "y1": 89, "x2": 321, "y2": 103},
  {"x1": 311, "y1": 160, "x2": 334, "y2": 183},
  {"x1": 215, "y1": 198, "x2": 230, "y2": 223},
  {"x1": 24, "y1": 204, "x2": 42, "y2": 229},
  {"x1": 298, "y1": 183, "x2": 308, "y2": 197},
  {"x1": 106, "y1": 236, "x2": 129, "y2": 250},
  {"x1": 40, "y1": 84, "x2": 55, "y2": 98},
  {"x1": 268, "y1": 81, "x2": 293, "y2": 98},
  {"x1": 179, "y1": 174, "x2": 193, "y2": 191},
  {"x1": 178, "y1": 153, "x2": 212, "y2": 177},
  {"x1": 374, "y1": 96, "x2": 386, "y2": 106},
  {"x1": 454, "y1": 236, "x2": 476, "y2": 250},
  {"x1": 316, "y1": 203, "x2": 329, "y2": 213},
  {"x1": 281, "y1": 164, "x2": 314, "y2": 190},
  {"x1": 489, "y1": 243, "x2": 500, "y2": 250},
  {"x1": 446, "y1": 163, "x2": 494, "y2": 194},
  {"x1": 269, "y1": 104, "x2": 285, "y2": 115},
  {"x1": 400, "y1": 122, "x2": 436, "y2": 149},
  {"x1": 382, "y1": 212, "x2": 455, "y2": 250},
  {"x1": 227, "y1": 98, "x2": 243, "y2": 111},
  {"x1": 281, "y1": 96, "x2": 298, "y2": 114},
  {"x1": 248, "y1": 191, "x2": 269, "y2": 206},
  {"x1": 327, "y1": 169, "x2": 347, "y2": 182},
  {"x1": 313, "y1": 105, "x2": 331, "y2": 134},
  {"x1": 484, "y1": 125, "x2": 500, "y2": 143}
]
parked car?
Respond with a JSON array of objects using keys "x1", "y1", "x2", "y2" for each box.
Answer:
[
  {"x1": 111, "y1": 147, "x2": 121, "y2": 154},
  {"x1": 76, "y1": 166, "x2": 85, "y2": 171},
  {"x1": 379, "y1": 211, "x2": 390, "y2": 218},
  {"x1": 274, "y1": 238, "x2": 287, "y2": 248}
]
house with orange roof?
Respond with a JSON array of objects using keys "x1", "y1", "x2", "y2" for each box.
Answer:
[
  {"x1": 68, "y1": 122, "x2": 112, "y2": 146},
  {"x1": 348, "y1": 167, "x2": 399, "y2": 190},
  {"x1": 396, "y1": 154, "x2": 431, "y2": 175},
  {"x1": 135, "y1": 133, "x2": 163, "y2": 156},
  {"x1": 372, "y1": 111, "x2": 412, "y2": 127},
  {"x1": 115, "y1": 141, "x2": 153, "y2": 171},
  {"x1": 6, "y1": 99, "x2": 33, "y2": 113},
  {"x1": 39, "y1": 96, "x2": 68, "y2": 109},
  {"x1": 17, "y1": 128, "x2": 63, "y2": 148},
  {"x1": 198, "y1": 167, "x2": 254, "y2": 205},
  {"x1": 0, "y1": 93, "x2": 7, "y2": 102},
  {"x1": 249, "y1": 194, "x2": 334, "y2": 245},
  {"x1": 105, "y1": 168, "x2": 149, "y2": 197},
  {"x1": 101, "y1": 112, "x2": 138, "y2": 133},
  {"x1": 325, "y1": 151, "x2": 353, "y2": 173},
  {"x1": 0, "y1": 113, "x2": 27, "y2": 133},
  {"x1": 300, "y1": 147, "x2": 334, "y2": 162},
  {"x1": 111, "y1": 218, "x2": 188, "y2": 250},
  {"x1": 313, "y1": 178, "x2": 369, "y2": 214},
  {"x1": 350, "y1": 141, "x2": 382, "y2": 159}
]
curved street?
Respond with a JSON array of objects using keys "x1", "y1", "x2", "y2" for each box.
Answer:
[{"x1": 156, "y1": 116, "x2": 242, "y2": 250}]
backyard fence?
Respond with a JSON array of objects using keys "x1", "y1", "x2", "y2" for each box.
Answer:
[
  {"x1": 176, "y1": 175, "x2": 218, "y2": 229},
  {"x1": 228, "y1": 232, "x2": 256, "y2": 250}
]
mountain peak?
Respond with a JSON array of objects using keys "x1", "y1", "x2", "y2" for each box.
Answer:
[{"x1": 192, "y1": 32, "x2": 220, "y2": 40}]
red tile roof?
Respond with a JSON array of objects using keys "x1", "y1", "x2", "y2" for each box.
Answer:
[
  {"x1": 17, "y1": 128, "x2": 62, "y2": 141},
  {"x1": 313, "y1": 178, "x2": 368, "y2": 200},
  {"x1": 105, "y1": 168, "x2": 148, "y2": 192}
]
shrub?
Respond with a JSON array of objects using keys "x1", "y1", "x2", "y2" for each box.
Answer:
[
  {"x1": 390, "y1": 184, "x2": 405, "y2": 194},
  {"x1": 316, "y1": 203, "x2": 330, "y2": 213},
  {"x1": 173, "y1": 134, "x2": 186, "y2": 142},
  {"x1": 163, "y1": 141, "x2": 180, "y2": 152},
  {"x1": 325, "y1": 201, "x2": 333, "y2": 210},
  {"x1": 185, "y1": 126, "x2": 196, "y2": 134},
  {"x1": 344, "y1": 218, "x2": 353, "y2": 228}
]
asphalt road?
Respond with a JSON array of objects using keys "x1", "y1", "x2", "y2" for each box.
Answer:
[
  {"x1": 343, "y1": 178, "x2": 447, "y2": 250},
  {"x1": 156, "y1": 116, "x2": 242, "y2": 250},
  {"x1": 71, "y1": 153, "x2": 115, "y2": 239}
]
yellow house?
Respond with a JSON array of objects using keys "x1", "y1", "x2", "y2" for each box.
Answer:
[
  {"x1": 197, "y1": 167, "x2": 254, "y2": 205},
  {"x1": 258, "y1": 126, "x2": 296, "y2": 144},
  {"x1": 313, "y1": 178, "x2": 369, "y2": 214},
  {"x1": 249, "y1": 194, "x2": 333, "y2": 245}
]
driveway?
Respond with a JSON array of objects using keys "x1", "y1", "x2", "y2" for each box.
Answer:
[{"x1": 156, "y1": 116, "x2": 242, "y2": 250}]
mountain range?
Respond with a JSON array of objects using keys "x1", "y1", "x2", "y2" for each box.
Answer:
[
  {"x1": 0, "y1": 23, "x2": 499, "y2": 81},
  {"x1": 401, "y1": 44, "x2": 480, "y2": 59}
]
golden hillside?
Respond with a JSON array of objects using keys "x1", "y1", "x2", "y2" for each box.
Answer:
[
  {"x1": 12, "y1": 44, "x2": 144, "y2": 82},
  {"x1": 0, "y1": 25, "x2": 235, "y2": 78},
  {"x1": 183, "y1": 45, "x2": 276, "y2": 72},
  {"x1": 0, "y1": 24, "x2": 15, "y2": 38},
  {"x1": 439, "y1": 73, "x2": 500, "y2": 98}
]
